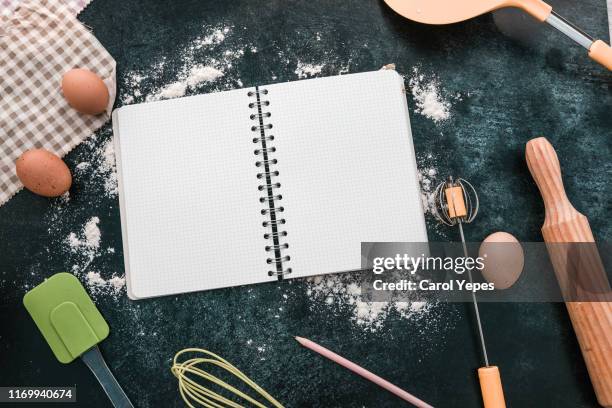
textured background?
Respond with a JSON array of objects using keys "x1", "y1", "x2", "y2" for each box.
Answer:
[{"x1": 1, "y1": 0, "x2": 611, "y2": 407}]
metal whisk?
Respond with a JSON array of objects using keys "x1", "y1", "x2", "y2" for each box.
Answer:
[
  {"x1": 432, "y1": 176, "x2": 479, "y2": 226},
  {"x1": 431, "y1": 176, "x2": 506, "y2": 408}
]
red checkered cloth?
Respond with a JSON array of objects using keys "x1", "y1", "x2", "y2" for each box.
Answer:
[{"x1": 0, "y1": 0, "x2": 116, "y2": 205}]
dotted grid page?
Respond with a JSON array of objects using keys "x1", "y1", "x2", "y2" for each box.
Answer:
[
  {"x1": 113, "y1": 88, "x2": 276, "y2": 299},
  {"x1": 264, "y1": 70, "x2": 427, "y2": 279}
]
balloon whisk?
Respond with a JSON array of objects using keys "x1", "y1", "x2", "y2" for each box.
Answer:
[
  {"x1": 432, "y1": 176, "x2": 479, "y2": 226},
  {"x1": 432, "y1": 176, "x2": 489, "y2": 367}
]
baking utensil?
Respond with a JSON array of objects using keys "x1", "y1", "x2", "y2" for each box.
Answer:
[
  {"x1": 383, "y1": 0, "x2": 612, "y2": 70},
  {"x1": 23, "y1": 273, "x2": 134, "y2": 408},
  {"x1": 433, "y1": 177, "x2": 506, "y2": 408},
  {"x1": 171, "y1": 348, "x2": 284, "y2": 408},
  {"x1": 295, "y1": 337, "x2": 433, "y2": 408},
  {"x1": 526, "y1": 137, "x2": 612, "y2": 407}
]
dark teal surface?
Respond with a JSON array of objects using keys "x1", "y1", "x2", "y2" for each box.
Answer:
[{"x1": 1, "y1": 0, "x2": 610, "y2": 407}]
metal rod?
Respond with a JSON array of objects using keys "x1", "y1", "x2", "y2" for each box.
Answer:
[
  {"x1": 546, "y1": 11, "x2": 593, "y2": 50},
  {"x1": 458, "y1": 222, "x2": 490, "y2": 367}
]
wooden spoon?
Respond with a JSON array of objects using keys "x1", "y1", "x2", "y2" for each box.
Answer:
[{"x1": 383, "y1": 0, "x2": 612, "y2": 70}]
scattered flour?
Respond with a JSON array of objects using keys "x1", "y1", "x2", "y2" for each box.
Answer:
[
  {"x1": 122, "y1": 71, "x2": 146, "y2": 104},
  {"x1": 408, "y1": 67, "x2": 451, "y2": 123},
  {"x1": 415, "y1": 152, "x2": 450, "y2": 239},
  {"x1": 306, "y1": 274, "x2": 431, "y2": 331},
  {"x1": 121, "y1": 25, "x2": 243, "y2": 105},
  {"x1": 149, "y1": 65, "x2": 224, "y2": 101},
  {"x1": 295, "y1": 62, "x2": 324, "y2": 78},
  {"x1": 67, "y1": 216, "x2": 101, "y2": 258},
  {"x1": 86, "y1": 271, "x2": 126, "y2": 295},
  {"x1": 57, "y1": 191, "x2": 70, "y2": 204},
  {"x1": 64, "y1": 216, "x2": 126, "y2": 299},
  {"x1": 84, "y1": 217, "x2": 101, "y2": 248},
  {"x1": 74, "y1": 134, "x2": 118, "y2": 198},
  {"x1": 186, "y1": 66, "x2": 224, "y2": 86},
  {"x1": 119, "y1": 26, "x2": 359, "y2": 106},
  {"x1": 194, "y1": 27, "x2": 228, "y2": 48},
  {"x1": 417, "y1": 164, "x2": 439, "y2": 215},
  {"x1": 101, "y1": 139, "x2": 118, "y2": 196},
  {"x1": 86, "y1": 270, "x2": 106, "y2": 286},
  {"x1": 156, "y1": 82, "x2": 188, "y2": 100}
]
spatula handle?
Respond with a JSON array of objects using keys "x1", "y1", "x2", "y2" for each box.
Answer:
[
  {"x1": 81, "y1": 346, "x2": 134, "y2": 408},
  {"x1": 513, "y1": 0, "x2": 552, "y2": 22},
  {"x1": 588, "y1": 40, "x2": 612, "y2": 71},
  {"x1": 526, "y1": 137, "x2": 612, "y2": 408},
  {"x1": 543, "y1": 10, "x2": 612, "y2": 71},
  {"x1": 517, "y1": 1, "x2": 612, "y2": 71}
]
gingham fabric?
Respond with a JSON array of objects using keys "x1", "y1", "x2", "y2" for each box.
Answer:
[
  {"x1": 1, "y1": 0, "x2": 92, "y2": 17},
  {"x1": 0, "y1": 0, "x2": 116, "y2": 205}
]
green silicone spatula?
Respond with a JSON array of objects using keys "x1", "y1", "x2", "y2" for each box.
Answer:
[{"x1": 23, "y1": 273, "x2": 134, "y2": 408}]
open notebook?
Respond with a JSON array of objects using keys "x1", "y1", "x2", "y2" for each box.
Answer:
[{"x1": 112, "y1": 69, "x2": 427, "y2": 299}]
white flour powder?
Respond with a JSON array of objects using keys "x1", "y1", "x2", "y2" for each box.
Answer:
[
  {"x1": 295, "y1": 62, "x2": 324, "y2": 78},
  {"x1": 67, "y1": 216, "x2": 101, "y2": 258},
  {"x1": 196, "y1": 27, "x2": 227, "y2": 47},
  {"x1": 121, "y1": 25, "x2": 244, "y2": 105},
  {"x1": 74, "y1": 135, "x2": 118, "y2": 199},
  {"x1": 101, "y1": 139, "x2": 118, "y2": 197},
  {"x1": 85, "y1": 271, "x2": 125, "y2": 295},
  {"x1": 306, "y1": 274, "x2": 431, "y2": 331},
  {"x1": 418, "y1": 164, "x2": 439, "y2": 215},
  {"x1": 408, "y1": 67, "x2": 452, "y2": 123},
  {"x1": 149, "y1": 65, "x2": 224, "y2": 101},
  {"x1": 64, "y1": 216, "x2": 126, "y2": 298}
]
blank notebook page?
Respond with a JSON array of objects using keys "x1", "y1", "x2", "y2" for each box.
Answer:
[
  {"x1": 113, "y1": 88, "x2": 275, "y2": 299},
  {"x1": 267, "y1": 70, "x2": 427, "y2": 278}
]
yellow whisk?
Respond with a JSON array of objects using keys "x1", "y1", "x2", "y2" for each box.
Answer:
[{"x1": 171, "y1": 348, "x2": 284, "y2": 408}]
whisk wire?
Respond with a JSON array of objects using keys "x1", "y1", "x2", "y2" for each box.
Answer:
[
  {"x1": 171, "y1": 348, "x2": 284, "y2": 408},
  {"x1": 457, "y1": 178, "x2": 479, "y2": 223},
  {"x1": 432, "y1": 177, "x2": 479, "y2": 226}
]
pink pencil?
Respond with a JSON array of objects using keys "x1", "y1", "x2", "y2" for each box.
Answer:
[{"x1": 295, "y1": 336, "x2": 434, "y2": 408}]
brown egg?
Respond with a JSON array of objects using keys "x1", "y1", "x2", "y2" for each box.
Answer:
[
  {"x1": 16, "y1": 149, "x2": 72, "y2": 197},
  {"x1": 478, "y1": 232, "x2": 524, "y2": 290},
  {"x1": 61, "y1": 68, "x2": 109, "y2": 115}
]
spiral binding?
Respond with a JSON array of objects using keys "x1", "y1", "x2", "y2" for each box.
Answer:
[{"x1": 249, "y1": 87, "x2": 292, "y2": 278}]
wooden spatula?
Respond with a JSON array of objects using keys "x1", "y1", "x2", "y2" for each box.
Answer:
[
  {"x1": 383, "y1": 0, "x2": 612, "y2": 70},
  {"x1": 526, "y1": 137, "x2": 612, "y2": 408}
]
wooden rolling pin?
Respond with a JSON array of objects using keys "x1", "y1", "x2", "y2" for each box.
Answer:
[{"x1": 526, "y1": 137, "x2": 612, "y2": 407}]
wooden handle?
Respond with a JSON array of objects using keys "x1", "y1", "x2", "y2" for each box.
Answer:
[
  {"x1": 589, "y1": 40, "x2": 612, "y2": 71},
  {"x1": 525, "y1": 137, "x2": 577, "y2": 224},
  {"x1": 526, "y1": 137, "x2": 612, "y2": 407},
  {"x1": 478, "y1": 366, "x2": 506, "y2": 408},
  {"x1": 512, "y1": 0, "x2": 552, "y2": 22}
]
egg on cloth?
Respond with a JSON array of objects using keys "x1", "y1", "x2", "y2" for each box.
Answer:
[
  {"x1": 16, "y1": 149, "x2": 72, "y2": 197},
  {"x1": 478, "y1": 232, "x2": 524, "y2": 290},
  {"x1": 61, "y1": 68, "x2": 109, "y2": 115}
]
